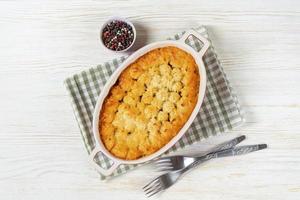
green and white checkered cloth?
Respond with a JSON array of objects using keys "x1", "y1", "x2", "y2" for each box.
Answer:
[{"x1": 64, "y1": 26, "x2": 244, "y2": 180}]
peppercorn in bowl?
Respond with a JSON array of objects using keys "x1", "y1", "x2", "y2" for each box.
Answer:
[{"x1": 100, "y1": 17, "x2": 136, "y2": 52}]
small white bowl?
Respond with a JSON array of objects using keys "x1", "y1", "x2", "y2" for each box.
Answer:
[{"x1": 99, "y1": 17, "x2": 136, "y2": 52}]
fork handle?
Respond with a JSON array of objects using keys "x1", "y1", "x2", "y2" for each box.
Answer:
[
  {"x1": 211, "y1": 135, "x2": 246, "y2": 152},
  {"x1": 181, "y1": 144, "x2": 267, "y2": 173}
]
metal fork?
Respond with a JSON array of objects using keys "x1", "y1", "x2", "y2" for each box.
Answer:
[
  {"x1": 143, "y1": 143, "x2": 267, "y2": 197},
  {"x1": 155, "y1": 135, "x2": 246, "y2": 172}
]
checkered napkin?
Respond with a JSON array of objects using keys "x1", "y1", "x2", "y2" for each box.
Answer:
[{"x1": 64, "y1": 26, "x2": 244, "y2": 180}]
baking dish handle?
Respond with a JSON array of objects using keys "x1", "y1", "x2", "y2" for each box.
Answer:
[
  {"x1": 89, "y1": 147, "x2": 121, "y2": 176},
  {"x1": 179, "y1": 29, "x2": 210, "y2": 56}
]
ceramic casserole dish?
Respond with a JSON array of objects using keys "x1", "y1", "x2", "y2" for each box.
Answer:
[{"x1": 90, "y1": 30, "x2": 210, "y2": 176}]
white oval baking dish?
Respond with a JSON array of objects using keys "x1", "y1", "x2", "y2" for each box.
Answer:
[{"x1": 90, "y1": 30, "x2": 210, "y2": 176}]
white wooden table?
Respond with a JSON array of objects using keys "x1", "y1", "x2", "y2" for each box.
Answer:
[{"x1": 1, "y1": 0, "x2": 300, "y2": 199}]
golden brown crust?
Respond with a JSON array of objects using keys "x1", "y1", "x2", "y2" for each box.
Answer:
[{"x1": 99, "y1": 46, "x2": 200, "y2": 160}]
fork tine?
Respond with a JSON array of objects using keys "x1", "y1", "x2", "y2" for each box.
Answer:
[
  {"x1": 155, "y1": 166, "x2": 173, "y2": 172},
  {"x1": 155, "y1": 159, "x2": 171, "y2": 164},
  {"x1": 155, "y1": 158, "x2": 171, "y2": 164},
  {"x1": 156, "y1": 164, "x2": 173, "y2": 168},
  {"x1": 142, "y1": 178, "x2": 159, "y2": 190},
  {"x1": 156, "y1": 166, "x2": 173, "y2": 172},
  {"x1": 156, "y1": 163, "x2": 173, "y2": 168},
  {"x1": 144, "y1": 181, "x2": 160, "y2": 193},
  {"x1": 147, "y1": 188, "x2": 162, "y2": 198},
  {"x1": 155, "y1": 159, "x2": 172, "y2": 164},
  {"x1": 155, "y1": 162, "x2": 172, "y2": 167},
  {"x1": 145, "y1": 182, "x2": 162, "y2": 197}
]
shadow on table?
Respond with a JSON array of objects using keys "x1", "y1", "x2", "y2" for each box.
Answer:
[{"x1": 127, "y1": 22, "x2": 150, "y2": 53}]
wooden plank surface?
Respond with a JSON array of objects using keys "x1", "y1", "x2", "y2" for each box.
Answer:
[{"x1": 0, "y1": 0, "x2": 299, "y2": 199}]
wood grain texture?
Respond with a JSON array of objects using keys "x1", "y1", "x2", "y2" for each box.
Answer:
[{"x1": 0, "y1": 0, "x2": 299, "y2": 199}]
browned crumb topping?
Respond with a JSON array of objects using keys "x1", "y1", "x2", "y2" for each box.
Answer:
[{"x1": 99, "y1": 46, "x2": 200, "y2": 160}]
